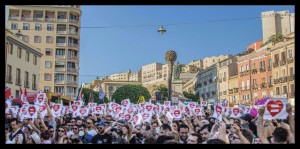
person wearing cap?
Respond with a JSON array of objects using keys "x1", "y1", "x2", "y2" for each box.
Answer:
[
  {"x1": 240, "y1": 114, "x2": 252, "y2": 129},
  {"x1": 27, "y1": 132, "x2": 41, "y2": 144},
  {"x1": 91, "y1": 122, "x2": 112, "y2": 144}
]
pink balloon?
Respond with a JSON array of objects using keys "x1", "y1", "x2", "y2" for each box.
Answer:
[{"x1": 250, "y1": 108, "x2": 258, "y2": 118}]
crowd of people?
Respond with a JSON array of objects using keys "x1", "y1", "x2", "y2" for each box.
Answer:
[{"x1": 5, "y1": 99, "x2": 295, "y2": 144}]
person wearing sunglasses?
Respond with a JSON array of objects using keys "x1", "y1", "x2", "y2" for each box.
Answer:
[
  {"x1": 91, "y1": 122, "x2": 112, "y2": 144},
  {"x1": 53, "y1": 127, "x2": 67, "y2": 144}
]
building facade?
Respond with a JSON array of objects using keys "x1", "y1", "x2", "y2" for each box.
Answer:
[
  {"x1": 270, "y1": 33, "x2": 294, "y2": 104},
  {"x1": 195, "y1": 65, "x2": 218, "y2": 102},
  {"x1": 188, "y1": 60, "x2": 203, "y2": 70},
  {"x1": 6, "y1": 28, "x2": 43, "y2": 98},
  {"x1": 261, "y1": 10, "x2": 295, "y2": 43},
  {"x1": 228, "y1": 74, "x2": 239, "y2": 105},
  {"x1": 129, "y1": 69, "x2": 141, "y2": 82},
  {"x1": 7, "y1": 5, "x2": 82, "y2": 100},
  {"x1": 203, "y1": 55, "x2": 229, "y2": 69},
  {"x1": 141, "y1": 62, "x2": 163, "y2": 84},
  {"x1": 109, "y1": 70, "x2": 131, "y2": 81}
]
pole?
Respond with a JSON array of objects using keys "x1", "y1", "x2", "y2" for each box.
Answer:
[
  {"x1": 249, "y1": 58, "x2": 252, "y2": 105},
  {"x1": 168, "y1": 62, "x2": 173, "y2": 101}
]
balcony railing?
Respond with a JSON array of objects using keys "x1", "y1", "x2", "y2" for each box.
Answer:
[
  {"x1": 287, "y1": 58, "x2": 294, "y2": 64},
  {"x1": 260, "y1": 83, "x2": 267, "y2": 89},
  {"x1": 288, "y1": 75, "x2": 295, "y2": 81},
  {"x1": 33, "y1": 18, "x2": 44, "y2": 21},
  {"x1": 211, "y1": 91, "x2": 216, "y2": 95},
  {"x1": 69, "y1": 19, "x2": 79, "y2": 24},
  {"x1": 252, "y1": 69, "x2": 257, "y2": 74},
  {"x1": 273, "y1": 62, "x2": 279, "y2": 68},
  {"x1": 32, "y1": 83, "x2": 37, "y2": 90},
  {"x1": 244, "y1": 70, "x2": 250, "y2": 75},
  {"x1": 55, "y1": 67, "x2": 66, "y2": 72},
  {"x1": 68, "y1": 43, "x2": 79, "y2": 48},
  {"x1": 228, "y1": 89, "x2": 233, "y2": 94},
  {"x1": 45, "y1": 18, "x2": 55, "y2": 22},
  {"x1": 24, "y1": 80, "x2": 30, "y2": 88},
  {"x1": 67, "y1": 56, "x2": 78, "y2": 61},
  {"x1": 55, "y1": 80, "x2": 65, "y2": 84},
  {"x1": 57, "y1": 18, "x2": 67, "y2": 22},
  {"x1": 56, "y1": 30, "x2": 67, "y2": 34},
  {"x1": 223, "y1": 91, "x2": 227, "y2": 95},
  {"x1": 56, "y1": 43, "x2": 67, "y2": 46},
  {"x1": 21, "y1": 17, "x2": 32, "y2": 21},
  {"x1": 259, "y1": 68, "x2": 266, "y2": 72},
  {"x1": 69, "y1": 30, "x2": 78, "y2": 36},
  {"x1": 201, "y1": 94, "x2": 205, "y2": 98},
  {"x1": 274, "y1": 78, "x2": 280, "y2": 84},
  {"x1": 240, "y1": 72, "x2": 244, "y2": 77},
  {"x1": 55, "y1": 55, "x2": 66, "y2": 59},
  {"x1": 281, "y1": 76, "x2": 287, "y2": 83},
  {"x1": 234, "y1": 88, "x2": 239, "y2": 93},
  {"x1": 15, "y1": 78, "x2": 22, "y2": 86},
  {"x1": 67, "y1": 68, "x2": 79, "y2": 73},
  {"x1": 5, "y1": 75, "x2": 13, "y2": 83},
  {"x1": 9, "y1": 16, "x2": 20, "y2": 20},
  {"x1": 280, "y1": 60, "x2": 286, "y2": 66}
]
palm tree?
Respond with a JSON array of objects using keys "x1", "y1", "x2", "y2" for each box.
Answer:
[{"x1": 152, "y1": 84, "x2": 168, "y2": 101}]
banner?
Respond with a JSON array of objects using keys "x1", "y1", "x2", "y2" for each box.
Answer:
[{"x1": 263, "y1": 98, "x2": 288, "y2": 120}]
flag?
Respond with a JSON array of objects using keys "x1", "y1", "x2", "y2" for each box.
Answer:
[
  {"x1": 24, "y1": 88, "x2": 27, "y2": 102},
  {"x1": 139, "y1": 96, "x2": 145, "y2": 103},
  {"x1": 76, "y1": 83, "x2": 83, "y2": 101},
  {"x1": 98, "y1": 83, "x2": 105, "y2": 100},
  {"x1": 5, "y1": 87, "x2": 11, "y2": 99}
]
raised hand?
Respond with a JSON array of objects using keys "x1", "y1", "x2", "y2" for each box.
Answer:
[{"x1": 258, "y1": 106, "x2": 265, "y2": 116}]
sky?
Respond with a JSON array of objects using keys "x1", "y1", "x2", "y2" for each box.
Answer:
[{"x1": 5, "y1": 5, "x2": 295, "y2": 86}]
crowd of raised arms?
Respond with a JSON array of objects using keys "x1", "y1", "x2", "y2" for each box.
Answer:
[{"x1": 5, "y1": 98, "x2": 295, "y2": 144}]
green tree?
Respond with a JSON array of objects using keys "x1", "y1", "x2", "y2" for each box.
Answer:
[
  {"x1": 81, "y1": 88, "x2": 109, "y2": 106},
  {"x1": 183, "y1": 91, "x2": 199, "y2": 103},
  {"x1": 112, "y1": 85, "x2": 151, "y2": 104},
  {"x1": 152, "y1": 84, "x2": 168, "y2": 102}
]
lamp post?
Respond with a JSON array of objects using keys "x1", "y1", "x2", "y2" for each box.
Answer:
[{"x1": 165, "y1": 50, "x2": 177, "y2": 101}]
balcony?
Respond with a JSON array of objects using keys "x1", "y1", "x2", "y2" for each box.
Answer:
[
  {"x1": 45, "y1": 18, "x2": 55, "y2": 22},
  {"x1": 228, "y1": 89, "x2": 233, "y2": 94},
  {"x1": 240, "y1": 72, "x2": 244, "y2": 77},
  {"x1": 24, "y1": 81, "x2": 30, "y2": 88},
  {"x1": 57, "y1": 18, "x2": 67, "y2": 22},
  {"x1": 223, "y1": 78, "x2": 226, "y2": 81},
  {"x1": 244, "y1": 70, "x2": 250, "y2": 75},
  {"x1": 56, "y1": 30, "x2": 67, "y2": 35},
  {"x1": 5, "y1": 75, "x2": 13, "y2": 83},
  {"x1": 287, "y1": 58, "x2": 294, "y2": 64},
  {"x1": 219, "y1": 79, "x2": 222, "y2": 83},
  {"x1": 55, "y1": 55, "x2": 66, "y2": 59},
  {"x1": 273, "y1": 62, "x2": 279, "y2": 68},
  {"x1": 15, "y1": 78, "x2": 22, "y2": 86},
  {"x1": 67, "y1": 80, "x2": 77, "y2": 85},
  {"x1": 268, "y1": 83, "x2": 273, "y2": 88},
  {"x1": 68, "y1": 43, "x2": 79, "y2": 48},
  {"x1": 288, "y1": 75, "x2": 295, "y2": 81},
  {"x1": 280, "y1": 60, "x2": 286, "y2": 66},
  {"x1": 252, "y1": 85, "x2": 258, "y2": 90},
  {"x1": 55, "y1": 80, "x2": 65, "y2": 84},
  {"x1": 33, "y1": 18, "x2": 44, "y2": 21},
  {"x1": 234, "y1": 88, "x2": 239, "y2": 93},
  {"x1": 223, "y1": 91, "x2": 227, "y2": 95},
  {"x1": 252, "y1": 69, "x2": 257, "y2": 74},
  {"x1": 274, "y1": 78, "x2": 280, "y2": 84},
  {"x1": 67, "y1": 68, "x2": 79, "y2": 73},
  {"x1": 32, "y1": 83, "x2": 37, "y2": 90},
  {"x1": 69, "y1": 19, "x2": 79, "y2": 24},
  {"x1": 68, "y1": 56, "x2": 79, "y2": 61},
  {"x1": 259, "y1": 68, "x2": 266, "y2": 73},
  {"x1": 55, "y1": 67, "x2": 66, "y2": 72},
  {"x1": 56, "y1": 43, "x2": 67, "y2": 47},
  {"x1": 281, "y1": 76, "x2": 287, "y2": 83},
  {"x1": 260, "y1": 83, "x2": 267, "y2": 89},
  {"x1": 21, "y1": 17, "x2": 32, "y2": 21},
  {"x1": 9, "y1": 16, "x2": 19, "y2": 20},
  {"x1": 69, "y1": 30, "x2": 78, "y2": 36}
]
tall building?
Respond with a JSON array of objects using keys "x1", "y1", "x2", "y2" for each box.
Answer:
[
  {"x1": 141, "y1": 62, "x2": 163, "y2": 84},
  {"x1": 203, "y1": 55, "x2": 229, "y2": 69},
  {"x1": 261, "y1": 10, "x2": 295, "y2": 43},
  {"x1": 188, "y1": 60, "x2": 203, "y2": 70},
  {"x1": 109, "y1": 70, "x2": 131, "y2": 81},
  {"x1": 270, "y1": 32, "x2": 294, "y2": 105},
  {"x1": 6, "y1": 5, "x2": 82, "y2": 101},
  {"x1": 6, "y1": 28, "x2": 43, "y2": 98},
  {"x1": 129, "y1": 69, "x2": 141, "y2": 82}
]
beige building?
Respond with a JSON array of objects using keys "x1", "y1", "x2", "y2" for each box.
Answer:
[
  {"x1": 270, "y1": 33, "x2": 294, "y2": 105},
  {"x1": 228, "y1": 75, "x2": 239, "y2": 105},
  {"x1": 141, "y1": 62, "x2": 163, "y2": 84},
  {"x1": 217, "y1": 56, "x2": 238, "y2": 101},
  {"x1": 109, "y1": 70, "x2": 130, "y2": 81},
  {"x1": 188, "y1": 60, "x2": 203, "y2": 70},
  {"x1": 203, "y1": 55, "x2": 229, "y2": 69},
  {"x1": 6, "y1": 5, "x2": 82, "y2": 101},
  {"x1": 162, "y1": 64, "x2": 169, "y2": 81},
  {"x1": 129, "y1": 69, "x2": 141, "y2": 81},
  {"x1": 5, "y1": 28, "x2": 43, "y2": 98},
  {"x1": 261, "y1": 10, "x2": 295, "y2": 43},
  {"x1": 181, "y1": 65, "x2": 198, "y2": 73}
]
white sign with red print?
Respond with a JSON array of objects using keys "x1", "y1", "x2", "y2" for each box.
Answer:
[
  {"x1": 153, "y1": 104, "x2": 159, "y2": 113},
  {"x1": 39, "y1": 104, "x2": 47, "y2": 118},
  {"x1": 93, "y1": 106, "x2": 103, "y2": 115},
  {"x1": 166, "y1": 111, "x2": 173, "y2": 122},
  {"x1": 164, "y1": 101, "x2": 171, "y2": 107},
  {"x1": 144, "y1": 103, "x2": 153, "y2": 113},
  {"x1": 121, "y1": 99, "x2": 131, "y2": 109},
  {"x1": 74, "y1": 100, "x2": 83, "y2": 108},
  {"x1": 100, "y1": 104, "x2": 106, "y2": 112},
  {"x1": 10, "y1": 106, "x2": 19, "y2": 117},
  {"x1": 78, "y1": 108, "x2": 89, "y2": 117},
  {"x1": 127, "y1": 107, "x2": 134, "y2": 115},
  {"x1": 163, "y1": 106, "x2": 171, "y2": 115},
  {"x1": 124, "y1": 112, "x2": 133, "y2": 120},
  {"x1": 201, "y1": 101, "x2": 208, "y2": 107},
  {"x1": 132, "y1": 113, "x2": 143, "y2": 127},
  {"x1": 109, "y1": 102, "x2": 118, "y2": 110},
  {"x1": 5, "y1": 100, "x2": 11, "y2": 114},
  {"x1": 173, "y1": 109, "x2": 182, "y2": 119},
  {"x1": 142, "y1": 111, "x2": 152, "y2": 123},
  {"x1": 196, "y1": 104, "x2": 201, "y2": 109},
  {"x1": 222, "y1": 106, "x2": 230, "y2": 116},
  {"x1": 70, "y1": 104, "x2": 79, "y2": 113},
  {"x1": 193, "y1": 108, "x2": 203, "y2": 116},
  {"x1": 238, "y1": 105, "x2": 248, "y2": 114},
  {"x1": 263, "y1": 98, "x2": 288, "y2": 120},
  {"x1": 65, "y1": 106, "x2": 70, "y2": 114},
  {"x1": 139, "y1": 103, "x2": 146, "y2": 110},
  {"x1": 178, "y1": 100, "x2": 186, "y2": 111},
  {"x1": 188, "y1": 102, "x2": 197, "y2": 111},
  {"x1": 35, "y1": 93, "x2": 47, "y2": 105},
  {"x1": 26, "y1": 105, "x2": 39, "y2": 118},
  {"x1": 114, "y1": 106, "x2": 123, "y2": 114},
  {"x1": 230, "y1": 107, "x2": 241, "y2": 118},
  {"x1": 170, "y1": 106, "x2": 177, "y2": 113},
  {"x1": 88, "y1": 103, "x2": 96, "y2": 109},
  {"x1": 184, "y1": 106, "x2": 192, "y2": 117},
  {"x1": 212, "y1": 104, "x2": 223, "y2": 121},
  {"x1": 51, "y1": 104, "x2": 62, "y2": 117}
]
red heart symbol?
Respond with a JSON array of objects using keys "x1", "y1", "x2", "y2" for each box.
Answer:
[
  {"x1": 90, "y1": 103, "x2": 95, "y2": 107},
  {"x1": 216, "y1": 105, "x2": 222, "y2": 116},
  {"x1": 161, "y1": 106, "x2": 164, "y2": 111},
  {"x1": 125, "y1": 114, "x2": 131, "y2": 120},
  {"x1": 28, "y1": 106, "x2": 36, "y2": 116},
  {"x1": 96, "y1": 106, "x2": 102, "y2": 112},
  {"x1": 5, "y1": 103, "x2": 8, "y2": 109},
  {"x1": 65, "y1": 107, "x2": 69, "y2": 111},
  {"x1": 139, "y1": 109, "x2": 144, "y2": 113},
  {"x1": 38, "y1": 94, "x2": 44, "y2": 103},
  {"x1": 165, "y1": 102, "x2": 169, "y2": 106},
  {"x1": 202, "y1": 102, "x2": 206, "y2": 105},
  {"x1": 233, "y1": 108, "x2": 239, "y2": 116},
  {"x1": 142, "y1": 113, "x2": 149, "y2": 120},
  {"x1": 80, "y1": 108, "x2": 86, "y2": 114},
  {"x1": 122, "y1": 100, "x2": 128, "y2": 106},
  {"x1": 128, "y1": 108, "x2": 133, "y2": 113},
  {"x1": 39, "y1": 105, "x2": 46, "y2": 112},
  {"x1": 133, "y1": 116, "x2": 139, "y2": 125},
  {"x1": 112, "y1": 103, "x2": 117, "y2": 108},
  {"x1": 146, "y1": 105, "x2": 152, "y2": 111},
  {"x1": 266, "y1": 100, "x2": 284, "y2": 117},
  {"x1": 195, "y1": 108, "x2": 201, "y2": 114},
  {"x1": 153, "y1": 106, "x2": 158, "y2": 112},
  {"x1": 116, "y1": 107, "x2": 122, "y2": 113},
  {"x1": 224, "y1": 107, "x2": 227, "y2": 113},
  {"x1": 22, "y1": 107, "x2": 26, "y2": 113},
  {"x1": 174, "y1": 110, "x2": 181, "y2": 117},
  {"x1": 72, "y1": 105, "x2": 78, "y2": 111},
  {"x1": 53, "y1": 104, "x2": 60, "y2": 112},
  {"x1": 190, "y1": 103, "x2": 195, "y2": 109}
]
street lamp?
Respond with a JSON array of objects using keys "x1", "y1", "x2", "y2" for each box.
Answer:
[{"x1": 165, "y1": 50, "x2": 177, "y2": 101}]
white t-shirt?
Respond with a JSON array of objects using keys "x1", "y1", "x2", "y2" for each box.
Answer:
[
  {"x1": 66, "y1": 130, "x2": 74, "y2": 137},
  {"x1": 87, "y1": 129, "x2": 97, "y2": 137}
]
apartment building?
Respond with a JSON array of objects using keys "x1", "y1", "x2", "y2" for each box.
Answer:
[
  {"x1": 5, "y1": 28, "x2": 43, "y2": 98},
  {"x1": 203, "y1": 55, "x2": 229, "y2": 69},
  {"x1": 141, "y1": 62, "x2": 163, "y2": 84},
  {"x1": 6, "y1": 5, "x2": 81, "y2": 101},
  {"x1": 109, "y1": 70, "x2": 130, "y2": 81},
  {"x1": 228, "y1": 74, "x2": 239, "y2": 105},
  {"x1": 188, "y1": 60, "x2": 203, "y2": 70},
  {"x1": 129, "y1": 69, "x2": 141, "y2": 82}
]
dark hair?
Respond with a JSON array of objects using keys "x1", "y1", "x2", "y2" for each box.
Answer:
[
  {"x1": 160, "y1": 124, "x2": 172, "y2": 131},
  {"x1": 179, "y1": 123, "x2": 189, "y2": 131},
  {"x1": 10, "y1": 118, "x2": 18, "y2": 124},
  {"x1": 200, "y1": 124, "x2": 212, "y2": 132},
  {"x1": 191, "y1": 133, "x2": 202, "y2": 144},
  {"x1": 156, "y1": 135, "x2": 173, "y2": 144},
  {"x1": 24, "y1": 125, "x2": 32, "y2": 132},
  {"x1": 163, "y1": 140, "x2": 181, "y2": 144},
  {"x1": 241, "y1": 128, "x2": 254, "y2": 143},
  {"x1": 273, "y1": 127, "x2": 289, "y2": 143},
  {"x1": 116, "y1": 138, "x2": 129, "y2": 144},
  {"x1": 144, "y1": 136, "x2": 157, "y2": 144},
  {"x1": 41, "y1": 130, "x2": 51, "y2": 140},
  {"x1": 152, "y1": 121, "x2": 158, "y2": 126},
  {"x1": 207, "y1": 139, "x2": 227, "y2": 144},
  {"x1": 48, "y1": 125, "x2": 54, "y2": 129}
]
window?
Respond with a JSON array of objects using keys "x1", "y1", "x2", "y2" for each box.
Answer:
[
  {"x1": 242, "y1": 81, "x2": 245, "y2": 90},
  {"x1": 44, "y1": 73, "x2": 52, "y2": 81},
  {"x1": 55, "y1": 74, "x2": 64, "y2": 81},
  {"x1": 33, "y1": 55, "x2": 37, "y2": 65},
  {"x1": 8, "y1": 43, "x2": 13, "y2": 55},
  {"x1": 56, "y1": 49, "x2": 65, "y2": 56},
  {"x1": 58, "y1": 15, "x2": 65, "y2": 19},
  {"x1": 274, "y1": 54, "x2": 279, "y2": 63},
  {"x1": 34, "y1": 36, "x2": 41, "y2": 43},
  {"x1": 57, "y1": 37, "x2": 66, "y2": 43},
  {"x1": 253, "y1": 79, "x2": 257, "y2": 85},
  {"x1": 35, "y1": 23, "x2": 41, "y2": 30},
  {"x1": 16, "y1": 68, "x2": 21, "y2": 85},
  {"x1": 289, "y1": 67, "x2": 294, "y2": 76},
  {"x1": 32, "y1": 74, "x2": 37, "y2": 90},
  {"x1": 276, "y1": 71, "x2": 279, "y2": 79},
  {"x1": 46, "y1": 36, "x2": 53, "y2": 43},
  {"x1": 276, "y1": 87, "x2": 280, "y2": 95},
  {"x1": 11, "y1": 23, "x2": 18, "y2": 30},
  {"x1": 282, "y1": 69, "x2": 286, "y2": 77},
  {"x1": 44, "y1": 86, "x2": 51, "y2": 92},
  {"x1": 24, "y1": 71, "x2": 29, "y2": 88},
  {"x1": 288, "y1": 49, "x2": 293, "y2": 59},
  {"x1": 269, "y1": 76, "x2": 272, "y2": 85},
  {"x1": 45, "y1": 61, "x2": 52, "y2": 68},
  {"x1": 260, "y1": 61, "x2": 265, "y2": 69},
  {"x1": 268, "y1": 59, "x2": 272, "y2": 69},
  {"x1": 262, "y1": 77, "x2": 266, "y2": 83},
  {"x1": 252, "y1": 63, "x2": 256, "y2": 69},
  {"x1": 283, "y1": 86, "x2": 287, "y2": 94},
  {"x1": 45, "y1": 48, "x2": 52, "y2": 56},
  {"x1": 246, "y1": 64, "x2": 249, "y2": 70},
  {"x1": 25, "y1": 52, "x2": 30, "y2": 62},
  {"x1": 16, "y1": 90, "x2": 20, "y2": 98},
  {"x1": 281, "y1": 51, "x2": 286, "y2": 61},
  {"x1": 6, "y1": 65, "x2": 12, "y2": 83},
  {"x1": 54, "y1": 86, "x2": 64, "y2": 94},
  {"x1": 22, "y1": 35, "x2": 29, "y2": 42},
  {"x1": 17, "y1": 47, "x2": 22, "y2": 59},
  {"x1": 47, "y1": 24, "x2": 53, "y2": 31},
  {"x1": 247, "y1": 80, "x2": 250, "y2": 89},
  {"x1": 23, "y1": 23, "x2": 29, "y2": 30}
]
